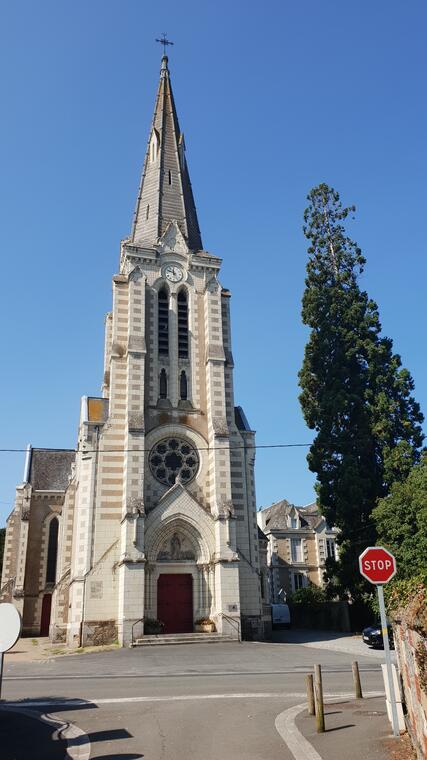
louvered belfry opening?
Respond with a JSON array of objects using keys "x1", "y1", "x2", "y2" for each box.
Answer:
[
  {"x1": 177, "y1": 290, "x2": 188, "y2": 358},
  {"x1": 158, "y1": 288, "x2": 169, "y2": 356}
]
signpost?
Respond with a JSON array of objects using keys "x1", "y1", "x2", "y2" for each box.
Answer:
[
  {"x1": 359, "y1": 547, "x2": 400, "y2": 737},
  {"x1": 0, "y1": 603, "x2": 22, "y2": 699}
]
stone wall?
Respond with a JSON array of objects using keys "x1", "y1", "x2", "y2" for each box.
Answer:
[{"x1": 392, "y1": 590, "x2": 427, "y2": 760}]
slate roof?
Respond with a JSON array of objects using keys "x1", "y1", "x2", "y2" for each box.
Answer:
[
  {"x1": 234, "y1": 406, "x2": 252, "y2": 432},
  {"x1": 29, "y1": 449, "x2": 75, "y2": 491},
  {"x1": 131, "y1": 55, "x2": 202, "y2": 250},
  {"x1": 260, "y1": 499, "x2": 323, "y2": 531}
]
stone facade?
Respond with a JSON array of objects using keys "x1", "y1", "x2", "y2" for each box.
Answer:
[
  {"x1": 257, "y1": 500, "x2": 339, "y2": 601},
  {"x1": 1, "y1": 55, "x2": 264, "y2": 645},
  {"x1": 392, "y1": 590, "x2": 427, "y2": 760}
]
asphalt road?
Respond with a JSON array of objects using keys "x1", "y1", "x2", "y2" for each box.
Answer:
[{"x1": 2, "y1": 639, "x2": 387, "y2": 759}]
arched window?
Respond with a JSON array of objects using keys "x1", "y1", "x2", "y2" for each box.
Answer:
[
  {"x1": 159, "y1": 369, "x2": 168, "y2": 399},
  {"x1": 180, "y1": 370, "x2": 188, "y2": 400},
  {"x1": 177, "y1": 290, "x2": 188, "y2": 358},
  {"x1": 46, "y1": 517, "x2": 59, "y2": 584},
  {"x1": 158, "y1": 288, "x2": 169, "y2": 356}
]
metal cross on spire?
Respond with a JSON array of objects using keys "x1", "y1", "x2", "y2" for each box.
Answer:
[{"x1": 156, "y1": 34, "x2": 174, "y2": 56}]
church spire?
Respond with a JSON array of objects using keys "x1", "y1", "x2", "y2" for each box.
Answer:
[{"x1": 131, "y1": 55, "x2": 203, "y2": 251}]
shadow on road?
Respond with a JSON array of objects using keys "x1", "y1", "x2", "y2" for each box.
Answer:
[{"x1": 1, "y1": 697, "x2": 143, "y2": 759}]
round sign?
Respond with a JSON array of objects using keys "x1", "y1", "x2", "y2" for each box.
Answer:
[
  {"x1": 359, "y1": 546, "x2": 397, "y2": 585},
  {"x1": 0, "y1": 603, "x2": 22, "y2": 652}
]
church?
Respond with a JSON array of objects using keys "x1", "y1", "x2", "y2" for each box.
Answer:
[{"x1": 1, "y1": 54, "x2": 266, "y2": 646}]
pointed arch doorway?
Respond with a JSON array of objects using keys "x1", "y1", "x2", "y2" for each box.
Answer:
[{"x1": 157, "y1": 574, "x2": 193, "y2": 633}]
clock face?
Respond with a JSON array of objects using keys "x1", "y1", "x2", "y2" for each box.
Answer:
[{"x1": 164, "y1": 265, "x2": 183, "y2": 283}]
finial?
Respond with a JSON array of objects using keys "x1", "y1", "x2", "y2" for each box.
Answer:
[{"x1": 156, "y1": 33, "x2": 174, "y2": 57}]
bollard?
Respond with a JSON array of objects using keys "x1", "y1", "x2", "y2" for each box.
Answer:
[
  {"x1": 314, "y1": 664, "x2": 325, "y2": 733},
  {"x1": 306, "y1": 673, "x2": 315, "y2": 715},
  {"x1": 352, "y1": 660, "x2": 363, "y2": 699}
]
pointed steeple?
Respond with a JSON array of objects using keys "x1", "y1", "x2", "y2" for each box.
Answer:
[{"x1": 131, "y1": 56, "x2": 203, "y2": 251}]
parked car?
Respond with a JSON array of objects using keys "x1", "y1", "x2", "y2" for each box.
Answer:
[
  {"x1": 362, "y1": 622, "x2": 394, "y2": 649},
  {"x1": 271, "y1": 603, "x2": 291, "y2": 629}
]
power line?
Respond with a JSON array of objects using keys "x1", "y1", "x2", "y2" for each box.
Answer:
[{"x1": 0, "y1": 443, "x2": 312, "y2": 454}]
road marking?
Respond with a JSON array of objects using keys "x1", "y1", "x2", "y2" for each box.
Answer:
[
  {"x1": 40, "y1": 712, "x2": 91, "y2": 760},
  {"x1": 274, "y1": 691, "x2": 384, "y2": 760},
  {"x1": 3, "y1": 666, "x2": 381, "y2": 681},
  {"x1": 5, "y1": 690, "x2": 384, "y2": 708},
  {"x1": 275, "y1": 703, "x2": 322, "y2": 760}
]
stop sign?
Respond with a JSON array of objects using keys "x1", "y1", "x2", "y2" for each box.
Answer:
[{"x1": 359, "y1": 546, "x2": 397, "y2": 584}]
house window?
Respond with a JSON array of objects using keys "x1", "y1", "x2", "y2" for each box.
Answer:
[
  {"x1": 177, "y1": 290, "x2": 188, "y2": 358},
  {"x1": 168, "y1": 169, "x2": 172, "y2": 185},
  {"x1": 293, "y1": 573, "x2": 305, "y2": 592},
  {"x1": 291, "y1": 538, "x2": 303, "y2": 563},
  {"x1": 290, "y1": 516, "x2": 298, "y2": 529},
  {"x1": 159, "y1": 369, "x2": 167, "y2": 399},
  {"x1": 146, "y1": 204, "x2": 150, "y2": 220},
  {"x1": 46, "y1": 517, "x2": 59, "y2": 584},
  {"x1": 158, "y1": 288, "x2": 169, "y2": 356},
  {"x1": 180, "y1": 370, "x2": 188, "y2": 400},
  {"x1": 326, "y1": 538, "x2": 336, "y2": 560}
]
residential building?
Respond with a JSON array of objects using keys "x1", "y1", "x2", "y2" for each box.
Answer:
[{"x1": 257, "y1": 500, "x2": 339, "y2": 602}]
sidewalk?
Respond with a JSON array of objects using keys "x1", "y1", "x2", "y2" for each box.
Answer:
[
  {"x1": 0, "y1": 706, "x2": 67, "y2": 760},
  {"x1": 4, "y1": 635, "x2": 119, "y2": 663},
  {"x1": 272, "y1": 628, "x2": 395, "y2": 660},
  {"x1": 295, "y1": 696, "x2": 415, "y2": 760}
]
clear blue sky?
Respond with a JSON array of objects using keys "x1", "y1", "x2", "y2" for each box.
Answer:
[{"x1": 1, "y1": 1, "x2": 426, "y2": 526}]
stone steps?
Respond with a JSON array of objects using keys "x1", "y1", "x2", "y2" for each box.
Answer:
[{"x1": 131, "y1": 633, "x2": 238, "y2": 646}]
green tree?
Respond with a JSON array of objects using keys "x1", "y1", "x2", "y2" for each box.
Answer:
[
  {"x1": 373, "y1": 453, "x2": 427, "y2": 577},
  {"x1": 299, "y1": 184, "x2": 424, "y2": 600}
]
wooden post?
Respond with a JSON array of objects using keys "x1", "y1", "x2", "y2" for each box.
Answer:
[
  {"x1": 306, "y1": 673, "x2": 315, "y2": 715},
  {"x1": 314, "y1": 664, "x2": 325, "y2": 733},
  {"x1": 352, "y1": 660, "x2": 363, "y2": 699}
]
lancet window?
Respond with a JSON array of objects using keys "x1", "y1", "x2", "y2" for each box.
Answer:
[
  {"x1": 46, "y1": 517, "x2": 59, "y2": 584},
  {"x1": 180, "y1": 370, "x2": 188, "y2": 400},
  {"x1": 159, "y1": 369, "x2": 168, "y2": 399}
]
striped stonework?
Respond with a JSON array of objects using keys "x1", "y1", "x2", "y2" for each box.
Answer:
[{"x1": 4, "y1": 56, "x2": 265, "y2": 646}]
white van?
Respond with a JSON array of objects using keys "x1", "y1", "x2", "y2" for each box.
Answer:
[{"x1": 271, "y1": 603, "x2": 291, "y2": 629}]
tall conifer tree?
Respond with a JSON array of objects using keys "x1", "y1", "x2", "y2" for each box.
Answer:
[{"x1": 299, "y1": 184, "x2": 424, "y2": 599}]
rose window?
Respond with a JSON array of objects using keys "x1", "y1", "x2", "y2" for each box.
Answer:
[{"x1": 149, "y1": 437, "x2": 199, "y2": 486}]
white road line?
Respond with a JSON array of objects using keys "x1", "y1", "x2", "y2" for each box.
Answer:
[
  {"x1": 5, "y1": 689, "x2": 384, "y2": 708},
  {"x1": 275, "y1": 703, "x2": 322, "y2": 760},
  {"x1": 274, "y1": 691, "x2": 384, "y2": 760},
  {"x1": 41, "y1": 712, "x2": 91, "y2": 760}
]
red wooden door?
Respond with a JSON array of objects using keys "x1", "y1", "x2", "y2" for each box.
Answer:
[
  {"x1": 157, "y1": 574, "x2": 193, "y2": 634},
  {"x1": 40, "y1": 593, "x2": 52, "y2": 636}
]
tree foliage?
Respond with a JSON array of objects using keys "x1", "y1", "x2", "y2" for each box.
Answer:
[
  {"x1": 373, "y1": 454, "x2": 427, "y2": 577},
  {"x1": 299, "y1": 184, "x2": 424, "y2": 600},
  {"x1": 288, "y1": 584, "x2": 326, "y2": 607}
]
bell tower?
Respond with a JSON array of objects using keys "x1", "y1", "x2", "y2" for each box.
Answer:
[{"x1": 64, "y1": 54, "x2": 264, "y2": 646}]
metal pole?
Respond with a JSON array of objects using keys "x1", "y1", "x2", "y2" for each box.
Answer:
[
  {"x1": 0, "y1": 652, "x2": 4, "y2": 700},
  {"x1": 314, "y1": 664, "x2": 325, "y2": 733},
  {"x1": 306, "y1": 673, "x2": 315, "y2": 715},
  {"x1": 352, "y1": 660, "x2": 363, "y2": 699},
  {"x1": 377, "y1": 584, "x2": 399, "y2": 737}
]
